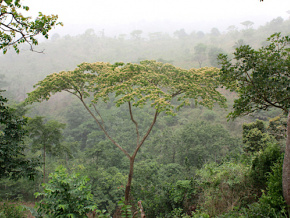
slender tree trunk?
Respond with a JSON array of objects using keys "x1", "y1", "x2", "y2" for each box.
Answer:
[
  {"x1": 282, "y1": 110, "x2": 290, "y2": 210},
  {"x1": 125, "y1": 156, "x2": 135, "y2": 204},
  {"x1": 43, "y1": 144, "x2": 46, "y2": 183}
]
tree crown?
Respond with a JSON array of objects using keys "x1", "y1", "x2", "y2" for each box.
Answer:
[{"x1": 218, "y1": 32, "x2": 290, "y2": 119}]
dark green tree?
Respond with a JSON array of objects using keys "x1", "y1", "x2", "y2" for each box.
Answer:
[
  {"x1": 218, "y1": 32, "x2": 290, "y2": 208},
  {"x1": 218, "y1": 33, "x2": 289, "y2": 117},
  {"x1": 0, "y1": 93, "x2": 39, "y2": 179}
]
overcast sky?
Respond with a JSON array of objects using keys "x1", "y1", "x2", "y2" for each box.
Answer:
[{"x1": 24, "y1": 0, "x2": 290, "y2": 36}]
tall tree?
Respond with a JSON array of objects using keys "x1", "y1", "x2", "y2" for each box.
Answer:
[
  {"x1": 27, "y1": 116, "x2": 65, "y2": 183},
  {"x1": 218, "y1": 33, "x2": 290, "y2": 208},
  {"x1": 193, "y1": 43, "x2": 207, "y2": 68},
  {"x1": 26, "y1": 60, "x2": 226, "y2": 203},
  {"x1": 0, "y1": 0, "x2": 62, "y2": 53},
  {"x1": 241, "y1": 20, "x2": 254, "y2": 29}
]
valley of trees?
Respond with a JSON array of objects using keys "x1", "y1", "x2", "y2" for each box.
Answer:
[{"x1": 0, "y1": 1, "x2": 290, "y2": 217}]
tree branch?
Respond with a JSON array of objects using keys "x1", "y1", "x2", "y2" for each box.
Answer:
[
  {"x1": 132, "y1": 109, "x2": 159, "y2": 158},
  {"x1": 128, "y1": 101, "x2": 140, "y2": 146},
  {"x1": 79, "y1": 98, "x2": 131, "y2": 159},
  {"x1": 92, "y1": 103, "x2": 105, "y2": 128}
]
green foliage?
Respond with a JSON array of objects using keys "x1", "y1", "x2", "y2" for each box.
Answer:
[
  {"x1": 87, "y1": 166, "x2": 126, "y2": 214},
  {"x1": 118, "y1": 198, "x2": 132, "y2": 218},
  {"x1": 0, "y1": 93, "x2": 39, "y2": 179},
  {"x1": 131, "y1": 161, "x2": 195, "y2": 217},
  {"x1": 35, "y1": 165, "x2": 97, "y2": 217},
  {"x1": 228, "y1": 159, "x2": 287, "y2": 218},
  {"x1": 0, "y1": 0, "x2": 62, "y2": 53},
  {"x1": 27, "y1": 116, "x2": 66, "y2": 155},
  {"x1": 249, "y1": 143, "x2": 282, "y2": 191},
  {"x1": 195, "y1": 162, "x2": 251, "y2": 217},
  {"x1": 0, "y1": 176, "x2": 41, "y2": 201},
  {"x1": 180, "y1": 121, "x2": 241, "y2": 168},
  {"x1": 258, "y1": 158, "x2": 287, "y2": 216},
  {"x1": 26, "y1": 116, "x2": 66, "y2": 182},
  {"x1": 267, "y1": 115, "x2": 287, "y2": 141},
  {"x1": 26, "y1": 60, "x2": 226, "y2": 115},
  {"x1": 167, "y1": 179, "x2": 196, "y2": 212},
  {"x1": 242, "y1": 120, "x2": 274, "y2": 153},
  {"x1": 218, "y1": 32, "x2": 290, "y2": 118},
  {"x1": 25, "y1": 59, "x2": 227, "y2": 203}
]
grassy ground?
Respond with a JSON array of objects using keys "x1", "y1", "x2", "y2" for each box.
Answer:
[
  {"x1": 0, "y1": 201, "x2": 35, "y2": 217},
  {"x1": 0, "y1": 201, "x2": 99, "y2": 217}
]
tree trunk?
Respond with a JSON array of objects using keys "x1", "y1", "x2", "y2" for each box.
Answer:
[
  {"x1": 125, "y1": 156, "x2": 135, "y2": 204},
  {"x1": 282, "y1": 110, "x2": 290, "y2": 209},
  {"x1": 43, "y1": 144, "x2": 46, "y2": 183}
]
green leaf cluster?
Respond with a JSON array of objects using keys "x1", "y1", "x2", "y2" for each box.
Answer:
[
  {"x1": 0, "y1": 0, "x2": 62, "y2": 53},
  {"x1": 35, "y1": 165, "x2": 97, "y2": 217},
  {"x1": 218, "y1": 32, "x2": 290, "y2": 118}
]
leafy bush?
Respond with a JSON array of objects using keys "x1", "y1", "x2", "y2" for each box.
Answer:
[
  {"x1": 118, "y1": 198, "x2": 132, "y2": 218},
  {"x1": 195, "y1": 162, "x2": 251, "y2": 217},
  {"x1": 249, "y1": 143, "x2": 282, "y2": 191},
  {"x1": 35, "y1": 165, "x2": 98, "y2": 217},
  {"x1": 256, "y1": 158, "x2": 287, "y2": 216},
  {"x1": 220, "y1": 157, "x2": 287, "y2": 218},
  {"x1": 242, "y1": 120, "x2": 273, "y2": 153}
]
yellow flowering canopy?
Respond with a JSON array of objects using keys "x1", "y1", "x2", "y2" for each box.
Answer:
[{"x1": 26, "y1": 60, "x2": 226, "y2": 115}]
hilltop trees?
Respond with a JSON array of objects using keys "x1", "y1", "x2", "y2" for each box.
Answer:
[
  {"x1": 218, "y1": 33, "x2": 290, "y2": 208},
  {"x1": 26, "y1": 60, "x2": 226, "y2": 203}
]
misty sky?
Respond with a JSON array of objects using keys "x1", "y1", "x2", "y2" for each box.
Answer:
[{"x1": 25, "y1": 0, "x2": 290, "y2": 36}]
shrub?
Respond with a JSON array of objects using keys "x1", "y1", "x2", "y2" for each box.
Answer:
[
  {"x1": 195, "y1": 162, "x2": 252, "y2": 217},
  {"x1": 34, "y1": 165, "x2": 98, "y2": 217},
  {"x1": 249, "y1": 143, "x2": 282, "y2": 191}
]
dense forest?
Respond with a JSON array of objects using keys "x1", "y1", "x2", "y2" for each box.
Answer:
[{"x1": 0, "y1": 1, "x2": 290, "y2": 217}]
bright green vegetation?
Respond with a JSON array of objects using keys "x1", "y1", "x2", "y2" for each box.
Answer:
[
  {"x1": 34, "y1": 165, "x2": 103, "y2": 217},
  {"x1": 0, "y1": 0, "x2": 62, "y2": 54},
  {"x1": 0, "y1": 8, "x2": 289, "y2": 217}
]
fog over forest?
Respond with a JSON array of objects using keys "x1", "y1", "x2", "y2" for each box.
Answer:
[
  {"x1": 1, "y1": 1, "x2": 290, "y2": 217},
  {"x1": 24, "y1": 0, "x2": 290, "y2": 37}
]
